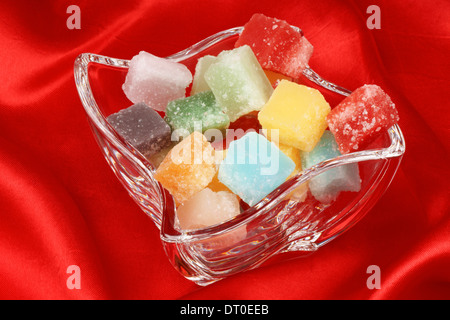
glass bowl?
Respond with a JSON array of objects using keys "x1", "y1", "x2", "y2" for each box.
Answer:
[{"x1": 74, "y1": 26, "x2": 405, "y2": 286}]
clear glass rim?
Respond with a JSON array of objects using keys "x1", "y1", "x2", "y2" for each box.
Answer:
[{"x1": 74, "y1": 26, "x2": 406, "y2": 243}]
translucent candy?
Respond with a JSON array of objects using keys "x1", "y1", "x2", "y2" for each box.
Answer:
[
  {"x1": 164, "y1": 91, "x2": 229, "y2": 139},
  {"x1": 301, "y1": 131, "x2": 361, "y2": 203},
  {"x1": 107, "y1": 102, "x2": 171, "y2": 157},
  {"x1": 204, "y1": 45, "x2": 273, "y2": 122},
  {"x1": 327, "y1": 84, "x2": 400, "y2": 154},
  {"x1": 176, "y1": 188, "x2": 240, "y2": 230},
  {"x1": 235, "y1": 13, "x2": 313, "y2": 79},
  {"x1": 191, "y1": 55, "x2": 217, "y2": 94},
  {"x1": 154, "y1": 132, "x2": 216, "y2": 204},
  {"x1": 258, "y1": 80, "x2": 331, "y2": 152},
  {"x1": 218, "y1": 132, "x2": 295, "y2": 206},
  {"x1": 122, "y1": 51, "x2": 192, "y2": 111}
]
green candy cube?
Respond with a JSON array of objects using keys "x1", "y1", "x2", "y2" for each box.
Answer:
[
  {"x1": 164, "y1": 91, "x2": 230, "y2": 139},
  {"x1": 204, "y1": 45, "x2": 273, "y2": 122}
]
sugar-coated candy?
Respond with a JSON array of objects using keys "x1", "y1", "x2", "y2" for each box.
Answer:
[
  {"x1": 107, "y1": 102, "x2": 171, "y2": 157},
  {"x1": 218, "y1": 132, "x2": 295, "y2": 206},
  {"x1": 235, "y1": 13, "x2": 313, "y2": 79},
  {"x1": 176, "y1": 188, "x2": 240, "y2": 230},
  {"x1": 154, "y1": 132, "x2": 216, "y2": 204},
  {"x1": 204, "y1": 45, "x2": 273, "y2": 122},
  {"x1": 258, "y1": 80, "x2": 331, "y2": 152},
  {"x1": 117, "y1": 16, "x2": 390, "y2": 212},
  {"x1": 122, "y1": 51, "x2": 192, "y2": 111},
  {"x1": 326, "y1": 84, "x2": 400, "y2": 154},
  {"x1": 191, "y1": 55, "x2": 217, "y2": 94},
  {"x1": 164, "y1": 91, "x2": 230, "y2": 139},
  {"x1": 301, "y1": 131, "x2": 361, "y2": 203}
]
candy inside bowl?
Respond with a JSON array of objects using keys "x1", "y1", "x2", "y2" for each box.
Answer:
[{"x1": 74, "y1": 14, "x2": 405, "y2": 286}]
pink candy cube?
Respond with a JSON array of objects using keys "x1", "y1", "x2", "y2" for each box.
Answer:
[
  {"x1": 122, "y1": 51, "x2": 192, "y2": 112},
  {"x1": 235, "y1": 13, "x2": 313, "y2": 79},
  {"x1": 326, "y1": 84, "x2": 400, "y2": 154}
]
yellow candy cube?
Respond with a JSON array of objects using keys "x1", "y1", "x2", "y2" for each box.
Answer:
[{"x1": 258, "y1": 80, "x2": 331, "y2": 152}]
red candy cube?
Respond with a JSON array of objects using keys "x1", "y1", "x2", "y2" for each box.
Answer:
[
  {"x1": 235, "y1": 13, "x2": 313, "y2": 79},
  {"x1": 326, "y1": 84, "x2": 399, "y2": 154},
  {"x1": 211, "y1": 112, "x2": 262, "y2": 150}
]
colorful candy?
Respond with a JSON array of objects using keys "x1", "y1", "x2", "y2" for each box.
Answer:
[
  {"x1": 107, "y1": 102, "x2": 171, "y2": 157},
  {"x1": 258, "y1": 79, "x2": 331, "y2": 152},
  {"x1": 218, "y1": 132, "x2": 295, "y2": 206},
  {"x1": 235, "y1": 13, "x2": 313, "y2": 79},
  {"x1": 176, "y1": 188, "x2": 240, "y2": 230},
  {"x1": 114, "y1": 14, "x2": 400, "y2": 229},
  {"x1": 164, "y1": 90, "x2": 229, "y2": 139},
  {"x1": 326, "y1": 84, "x2": 400, "y2": 154},
  {"x1": 154, "y1": 131, "x2": 216, "y2": 204},
  {"x1": 301, "y1": 131, "x2": 361, "y2": 203},
  {"x1": 204, "y1": 45, "x2": 273, "y2": 122},
  {"x1": 122, "y1": 51, "x2": 192, "y2": 111},
  {"x1": 191, "y1": 55, "x2": 217, "y2": 95}
]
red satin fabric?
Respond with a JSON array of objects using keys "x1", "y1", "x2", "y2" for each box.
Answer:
[{"x1": 0, "y1": 0, "x2": 449, "y2": 300}]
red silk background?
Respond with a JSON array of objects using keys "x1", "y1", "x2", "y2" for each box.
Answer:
[{"x1": 0, "y1": 0, "x2": 449, "y2": 300}]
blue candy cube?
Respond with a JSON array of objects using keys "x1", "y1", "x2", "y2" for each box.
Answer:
[
  {"x1": 301, "y1": 130, "x2": 361, "y2": 203},
  {"x1": 218, "y1": 132, "x2": 295, "y2": 206}
]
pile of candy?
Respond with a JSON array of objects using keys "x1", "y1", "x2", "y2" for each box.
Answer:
[{"x1": 107, "y1": 13, "x2": 399, "y2": 231}]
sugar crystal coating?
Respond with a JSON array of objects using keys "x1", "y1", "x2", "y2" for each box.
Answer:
[
  {"x1": 258, "y1": 80, "x2": 331, "y2": 152},
  {"x1": 154, "y1": 132, "x2": 216, "y2": 204},
  {"x1": 116, "y1": 19, "x2": 394, "y2": 211},
  {"x1": 122, "y1": 51, "x2": 192, "y2": 111},
  {"x1": 107, "y1": 102, "x2": 171, "y2": 157},
  {"x1": 326, "y1": 84, "x2": 400, "y2": 154},
  {"x1": 204, "y1": 45, "x2": 273, "y2": 122},
  {"x1": 235, "y1": 13, "x2": 313, "y2": 79},
  {"x1": 164, "y1": 91, "x2": 230, "y2": 139},
  {"x1": 176, "y1": 188, "x2": 240, "y2": 230},
  {"x1": 218, "y1": 132, "x2": 295, "y2": 206},
  {"x1": 301, "y1": 131, "x2": 361, "y2": 203}
]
